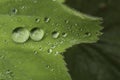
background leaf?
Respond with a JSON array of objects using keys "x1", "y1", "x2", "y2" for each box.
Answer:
[{"x1": 64, "y1": 0, "x2": 120, "y2": 80}]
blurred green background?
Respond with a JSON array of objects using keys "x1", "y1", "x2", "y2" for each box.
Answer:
[{"x1": 64, "y1": 0, "x2": 120, "y2": 80}]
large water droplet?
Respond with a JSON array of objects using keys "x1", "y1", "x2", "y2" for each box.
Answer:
[
  {"x1": 12, "y1": 27, "x2": 29, "y2": 43},
  {"x1": 52, "y1": 31, "x2": 60, "y2": 39},
  {"x1": 30, "y1": 28, "x2": 44, "y2": 41}
]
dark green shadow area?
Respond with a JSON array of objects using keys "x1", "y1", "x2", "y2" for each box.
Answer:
[{"x1": 64, "y1": 0, "x2": 120, "y2": 80}]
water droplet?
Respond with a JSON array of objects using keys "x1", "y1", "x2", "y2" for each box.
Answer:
[
  {"x1": 62, "y1": 33, "x2": 67, "y2": 37},
  {"x1": 48, "y1": 49, "x2": 52, "y2": 54},
  {"x1": 55, "y1": 51, "x2": 59, "y2": 56},
  {"x1": 51, "y1": 69, "x2": 54, "y2": 71},
  {"x1": 35, "y1": 18, "x2": 40, "y2": 23},
  {"x1": 0, "y1": 55, "x2": 5, "y2": 59},
  {"x1": 65, "y1": 20, "x2": 69, "y2": 24},
  {"x1": 11, "y1": 8, "x2": 18, "y2": 14},
  {"x1": 44, "y1": 17, "x2": 50, "y2": 23},
  {"x1": 34, "y1": 51, "x2": 38, "y2": 55},
  {"x1": 52, "y1": 31, "x2": 60, "y2": 39},
  {"x1": 75, "y1": 23, "x2": 78, "y2": 26},
  {"x1": 85, "y1": 32, "x2": 91, "y2": 36},
  {"x1": 30, "y1": 28, "x2": 44, "y2": 41},
  {"x1": 12, "y1": 27, "x2": 29, "y2": 43},
  {"x1": 39, "y1": 47, "x2": 42, "y2": 51},
  {"x1": 21, "y1": 6, "x2": 25, "y2": 9},
  {"x1": 51, "y1": 45, "x2": 56, "y2": 49},
  {"x1": 46, "y1": 65, "x2": 50, "y2": 69}
]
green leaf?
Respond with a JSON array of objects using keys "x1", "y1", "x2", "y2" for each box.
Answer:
[
  {"x1": 65, "y1": 0, "x2": 120, "y2": 80},
  {"x1": 0, "y1": 0, "x2": 102, "y2": 80}
]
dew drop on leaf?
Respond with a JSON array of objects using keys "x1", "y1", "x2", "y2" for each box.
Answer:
[
  {"x1": 62, "y1": 32, "x2": 68, "y2": 37},
  {"x1": 35, "y1": 18, "x2": 40, "y2": 23},
  {"x1": 65, "y1": 20, "x2": 69, "y2": 24},
  {"x1": 52, "y1": 31, "x2": 60, "y2": 39},
  {"x1": 11, "y1": 8, "x2": 18, "y2": 15},
  {"x1": 30, "y1": 28, "x2": 44, "y2": 41},
  {"x1": 51, "y1": 69, "x2": 54, "y2": 72},
  {"x1": 44, "y1": 17, "x2": 50, "y2": 23},
  {"x1": 85, "y1": 32, "x2": 91, "y2": 37},
  {"x1": 34, "y1": 51, "x2": 38, "y2": 55},
  {"x1": 12, "y1": 27, "x2": 29, "y2": 43},
  {"x1": 48, "y1": 49, "x2": 52, "y2": 54}
]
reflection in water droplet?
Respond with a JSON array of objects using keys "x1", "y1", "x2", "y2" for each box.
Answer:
[
  {"x1": 30, "y1": 28, "x2": 44, "y2": 41},
  {"x1": 12, "y1": 27, "x2": 29, "y2": 43},
  {"x1": 52, "y1": 31, "x2": 60, "y2": 39}
]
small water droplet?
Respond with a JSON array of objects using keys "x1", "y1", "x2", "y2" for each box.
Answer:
[
  {"x1": 55, "y1": 51, "x2": 59, "y2": 56},
  {"x1": 62, "y1": 33, "x2": 68, "y2": 37},
  {"x1": 51, "y1": 69, "x2": 54, "y2": 71},
  {"x1": 46, "y1": 65, "x2": 50, "y2": 69},
  {"x1": 39, "y1": 47, "x2": 42, "y2": 51},
  {"x1": 75, "y1": 24, "x2": 78, "y2": 26},
  {"x1": 30, "y1": 28, "x2": 44, "y2": 41},
  {"x1": 34, "y1": 51, "x2": 38, "y2": 55},
  {"x1": 44, "y1": 17, "x2": 50, "y2": 23},
  {"x1": 12, "y1": 27, "x2": 30, "y2": 43},
  {"x1": 0, "y1": 55, "x2": 5, "y2": 59},
  {"x1": 35, "y1": 18, "x2": 40, "y2": 23},
  {"x1": 52, "y1": 31, "x2": 60, "y2": 39},
  {"x1": 65, "y1": 20, "x2": 69, "y2": 24},
  {"x1": 21, "y1": 6, "x2": 25, "y2": 9},
  {"x1": 85, "y1": 32, "x2": 91, "y2": 36},
  {"x1": 51, "y1": 45, "x2": 56, "y2": 49},
  {"x1": 48, "y1": 49, "x2": 52, "y2": 54},
  {"x1": 11, "y1": 8, "x2": 18, "y2": 14}
]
